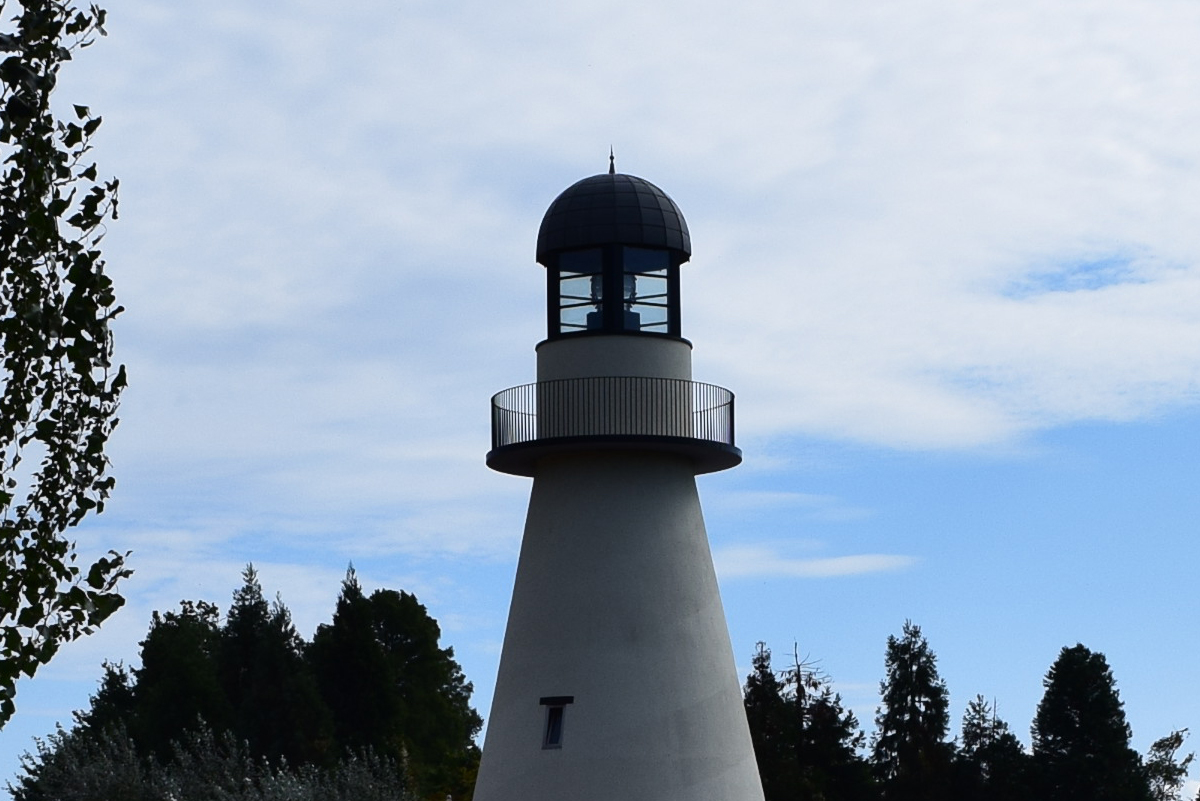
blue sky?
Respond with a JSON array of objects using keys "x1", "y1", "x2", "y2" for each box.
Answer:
[{"x1": 3, "y1": 0, "x2": 1200, "y2": 791}]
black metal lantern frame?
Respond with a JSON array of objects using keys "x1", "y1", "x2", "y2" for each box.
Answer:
[{"x1": 547, "y1": 245, "x2": 682, "y2": 338}]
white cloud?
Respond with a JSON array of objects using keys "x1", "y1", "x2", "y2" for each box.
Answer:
[
  {"x1": 715, "y1": 545, "x2": 918, "y2": 579},
  {"x1": 47, "y1": 0, "x2": 1200, "y2": 580},
  {"x1": 65, "y1": 0, "x2": 1200, "y2": 460},
  {"x1": 706, "y1": 490, "x2": 874, "y2": 523}
]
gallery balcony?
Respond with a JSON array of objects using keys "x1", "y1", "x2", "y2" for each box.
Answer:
[{"x1": 487, "y1": 375, "x2": 741, "y2": 477}]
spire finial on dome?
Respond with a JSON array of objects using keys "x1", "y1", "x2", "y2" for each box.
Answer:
[{"x1": 608, "y1": 147, "x2": 615, "y2": 175}]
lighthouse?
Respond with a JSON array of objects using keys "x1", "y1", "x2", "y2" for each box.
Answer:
[{"x1": 474, "y1": 163, "x2": 765, "y2": 801}]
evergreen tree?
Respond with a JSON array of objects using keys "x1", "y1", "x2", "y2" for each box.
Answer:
[
  {"x1": 12, "y1": 568, "x2": 475, "y2": 799},
  {"x1": 310, "y1": 568, "x2": 481, "y2": 800},
  {"x1": 218, "y1": 564, "x2": 332, "y2": 766},
  {"x1": 956, "y1": 695, "x2": 1029, "y2": 801},
  {"x1": 1031, "y1": 644, "x2": 1151, "y2": 801},
  {"x1": 71, "y1": 660, "x2": 135, "y2": 738},
  {"x1": 799, "y1": 678, "x2": 875, "y2": 801},
  {"x1": 309, "y1": 570, "x2": 401, "y2": 754},
  {"x1": 129, "y1": 599, "x2": 228, "y2": 753},
  {"x1": 744, "y1": 642, "x2": 876, "y2": 801},
  {"x1": 743, "y1": 643, "x2": 797, "y2": 799},
  {"x1": 872, "y1": 621, "x2": 953, "y2": 801},
  {"x1": 368, "y1": 586, "x2": 481, "y2": 797}
]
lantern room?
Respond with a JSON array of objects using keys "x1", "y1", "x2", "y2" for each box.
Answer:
[{"x1": 536, "y1": 168, "x2": 691, "y2": 339}]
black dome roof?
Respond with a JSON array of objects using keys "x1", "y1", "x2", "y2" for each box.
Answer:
[{"x1": 536, "y1": 173, "x2": 691, "y2": 264}]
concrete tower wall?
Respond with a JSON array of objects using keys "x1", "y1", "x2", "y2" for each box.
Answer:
[
  {"x1": 474, "y1": 335, "x2": 764, "y2": 801},
  {"x1": 537, "y1": 335, "x2": 692, "y2": 381},
  {"x1": 473, "y1": 452, "x2": 762, "y2": 801}
]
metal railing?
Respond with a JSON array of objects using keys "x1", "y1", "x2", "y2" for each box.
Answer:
[{"x1": 491, "y1": 376, "x2": 735, "y2": 450}]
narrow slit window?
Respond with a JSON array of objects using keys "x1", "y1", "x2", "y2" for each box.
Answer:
[
  {"x1": 543, "y1": 706, "x2": 564, "y2": 748},
  {"x1": 540, "y1": 695, "x2": 574, "y2": 749}
]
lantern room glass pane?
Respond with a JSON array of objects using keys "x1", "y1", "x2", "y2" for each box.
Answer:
[
  {"x1": 623, "y1": 247, "x2": 669, "y2": 273},
  {"x1": 558, "y1": 248, "x2": 603, "y2": 332},
  {"x1": 633, "y1": 304, "x2": 669, "y2": 330},
  {"x1": 623, "y1": 247, "x2": 671, "y2": 332}
]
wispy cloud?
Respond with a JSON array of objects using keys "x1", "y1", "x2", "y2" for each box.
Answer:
[
  {"x1": 714, "y1": 545, "x2": 918, "y2": 579},
  {"x1": 707, "y1": 490, "x2": 874, "y2": 522}
]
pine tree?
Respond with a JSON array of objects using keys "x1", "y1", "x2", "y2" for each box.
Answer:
[
  {"x1": 217, "y1": 564, "x2": 332, "y2": 766},
  {"x1": 956, "y1": 695, "x2": 1029, "y2": 801},
  {"x1": 1031, "y1": 644, "x2": 1151, "y2": 801},
  {"x1": 872, "y1": 621, "x2": 953, "y2": 801},
  {"x1": 799, "y1": 679, "x2": 875, "y2": 801},
  {"x1": 744, "y1": 642, "x2": 876, "y2": 801},
  {"x1": 743, "y1": 643, "x2": 796, "y2": 799}
]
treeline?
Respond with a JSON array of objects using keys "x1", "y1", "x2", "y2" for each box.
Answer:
[
  {"x1": 11, "y1": 566, "x2": 481, "y2": 801},
  {"x1": 744, "y1": 621, "x2": 1196, "y2": 801}
]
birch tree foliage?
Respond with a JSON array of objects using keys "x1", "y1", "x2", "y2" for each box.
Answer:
[{"x1": 0, "y1": 0, "x2": 128, "y2": 727}]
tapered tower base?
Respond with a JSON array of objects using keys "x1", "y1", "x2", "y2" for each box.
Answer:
[
  {"x1": 477, "y1": 168, "x2": 763, "y2": 801},
  {"x1": 473, "y1": 450, "x2": 763, "y2": 801}
]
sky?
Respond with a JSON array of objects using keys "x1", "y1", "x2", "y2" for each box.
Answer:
[{"x1": 3, "y1": 0, "x2": 1200, "y2": 791}]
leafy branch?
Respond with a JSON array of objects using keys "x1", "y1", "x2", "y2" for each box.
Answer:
[{"x1": 0, "y1": 0, "x2": 129, "y2": 727}]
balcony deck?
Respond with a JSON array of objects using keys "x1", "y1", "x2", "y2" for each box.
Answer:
[{"x1": 488, "y1": 376, "x2": 741, "y2": 477}]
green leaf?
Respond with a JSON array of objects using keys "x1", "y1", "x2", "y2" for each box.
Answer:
[
  {"x1": 62, "y1": 122, "x2": 82, "y2": 147},
  {"x1": 17, "y1": 604, "x2": 43, "y2": 627}
]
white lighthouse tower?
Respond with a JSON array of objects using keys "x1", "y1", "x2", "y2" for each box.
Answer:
[{"x1": 474, "y1": 163, "x2": 764, "y2": 801}]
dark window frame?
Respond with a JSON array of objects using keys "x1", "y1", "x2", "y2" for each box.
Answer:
[
  {"x1": 540, "y1": 695, "x2": 574, "y2": 750},
  {"x1": 546, "y1": 246, "x2": 681, "y2": 339}
]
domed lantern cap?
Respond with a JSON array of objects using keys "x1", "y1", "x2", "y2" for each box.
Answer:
[{"x1": 536, "y1": 173, "x2": 692, "y2": 264}]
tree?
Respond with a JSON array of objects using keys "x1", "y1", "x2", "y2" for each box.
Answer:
[
  {"x1": 366, "y1": 586, "x2": 480, "y2": 796},
  {"x1": 0, "y1": 0, "x2": 127, "y2": 727},
  {"x1": 743, "y1": 642, "x2": 796, "y2": 799},
  {"x1": 217, "y1": 565, "x2": 332, "y2": 766},
  {"x1": 309, "y1": 571, "x2": 399, "y2": 755},
  {"x1": 9, "y1": 722, "x2": 147, "y2": 801},
  {"x1": 84, "y1": 569, "x2": 331, "y2": 764},
  {"x1": 129, "y1": 599, "x2": 227, "y2": 753},
  {"x1": 956, "y1": 694, "x2": 1029, "y2": 801},
  {"x1": 10, "y1": 721, "x2": 414, "y2": 801},
  {"x1": 310, "y1": 568, "x2": 482, "y2": 800},
  {"x1": 13, "y1": 569, "x2": 478, "y2": 799},
  {"x1": 70, "y1": 659, "x2": 134, "y2": 737},
  {"x1": 1144, "y1": 729, "x2": 1193, "y2": 801},
  {"x1": 794, "y1": 666, "x2": 875, "y2": 801},
  {"x1": 1031, "y1": 644, "x2": 1150, "y2": 801},
  {"x1": 744, "y1": 642, "x2": 876, "y2": 801},
  {"x1": 872, "y1": 621, "x2": 954, "y2": 801}
]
